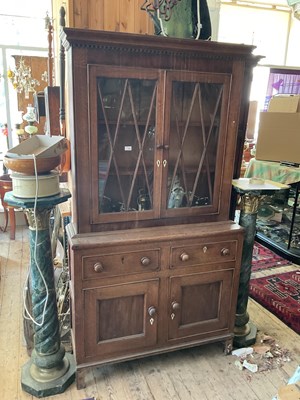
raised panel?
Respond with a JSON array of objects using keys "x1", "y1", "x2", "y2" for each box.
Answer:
[
  {"x1": 179, "y1": 281, "x2": 220, "y2": 326},
  {"x1": 97, "y1": 294, "x2": 144, "y2": 340}
]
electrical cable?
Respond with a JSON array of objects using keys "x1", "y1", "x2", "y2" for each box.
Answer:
[
  {"x1": 23, "y1": 154, "x2": 50, "y2": 327},
  {"x1": 195, "y1": 0, "x2": 202, "y2": 40}
]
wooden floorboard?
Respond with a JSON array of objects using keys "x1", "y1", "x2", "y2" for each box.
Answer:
[{"x1": 0, "y1": 226, "x2": 300, "y2": 400}]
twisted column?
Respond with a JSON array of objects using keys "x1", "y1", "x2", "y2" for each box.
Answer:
[
  {"x1": 25, "y1": 207, "x2": 67, "y2": 379},
  {"x1": 4, "y1": 189, "x2": 75, "y2": 397}
]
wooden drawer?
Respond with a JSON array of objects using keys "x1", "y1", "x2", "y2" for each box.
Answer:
[
  {"x1": 82, "y1": 248, "x2": 160, "y2": 280},
  {"x1": 170, "y1": 240, "x2": 237, "y2": 268}
]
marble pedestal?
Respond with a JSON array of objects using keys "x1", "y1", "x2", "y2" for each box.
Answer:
[
  {"x1": 4, "y1": 189, "x2": 75, "y2": 398},
  {"x1": 232, "y1": 178, "x2": 289, "y2": 348}
]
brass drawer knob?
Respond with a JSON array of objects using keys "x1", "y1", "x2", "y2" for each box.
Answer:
[
  {"x1": 141, "y1": 257, "x2": 151, "y2": 266},
  {"x1": 180, "y1": 252, "x2": 189, "y2": 262},
  {"x1": 94, "y1": 262, "x2": 104, "y2": 273},
  {"x1": 221, "y1": 248, "x2": 230, "y2": 256}
]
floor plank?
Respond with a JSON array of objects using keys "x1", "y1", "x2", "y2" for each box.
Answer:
[{"x1": 0, "y1": 227, "x2": 300, "y2": 400}]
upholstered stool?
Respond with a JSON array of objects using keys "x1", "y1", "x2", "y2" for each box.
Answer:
[{"x1": 0, "y1": 174, "x2": 16, "y2": 240}]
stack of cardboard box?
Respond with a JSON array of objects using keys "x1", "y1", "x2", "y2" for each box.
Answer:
[{"x1": 256, "y1": 95, "x2": 300, "y2": 165}]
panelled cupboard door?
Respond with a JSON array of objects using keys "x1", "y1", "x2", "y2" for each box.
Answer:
[
  {"x1": 83, "y1": 279, "x2": 159, "y2": 361},
  {"x1": 168, "y1": 269, "x2": 234, "y2": 341},
  {"x1": 88, "y1": 64, "x2": 231, "y2": 226}
]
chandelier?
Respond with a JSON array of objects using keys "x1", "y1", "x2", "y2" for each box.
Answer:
[{"x1": 7, "y1": 58, "x2": 40, "y2": 99}]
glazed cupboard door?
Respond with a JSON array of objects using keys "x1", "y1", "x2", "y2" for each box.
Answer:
[
  {"x1": 89, "y1": 65, "x2": 163, "y2": 225},
  {"x1": 161, "y1": 71, "x2": 231, "y2": 218}
]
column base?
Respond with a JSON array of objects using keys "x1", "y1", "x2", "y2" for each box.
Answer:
[
  {"x1": 233, "y1": 321, "x2": 257, "y2": 348},
  {"x1": 21, "y1": 353, "x2": 76, "y2": 398}
]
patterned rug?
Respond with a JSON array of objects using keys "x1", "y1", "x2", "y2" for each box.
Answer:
[
  {"x1": 252, "y1": 242, "x2": 292, "y2": 272},
  {"x1": 249, "y1": 270, "x2": 300, "y2": 334}
]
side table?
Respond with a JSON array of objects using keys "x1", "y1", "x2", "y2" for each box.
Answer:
[{"x1": 0, "y1": 174, "x2": 16, "y2": 239}]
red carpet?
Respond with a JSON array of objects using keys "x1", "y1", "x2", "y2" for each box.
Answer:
[
  {"x1": 249, "y1": 270, "x2": 300, "y2": 334},
  {"x1": 252, "y1": 242, "x2": 292, "y2": 272}
]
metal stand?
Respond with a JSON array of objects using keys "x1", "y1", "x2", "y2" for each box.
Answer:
[
  {"x1": 4, "y1": 189, "x2": 75, "y2": 398},
  {"x1": 232, "y1": 178, "x2": 289, "y2": 348}
]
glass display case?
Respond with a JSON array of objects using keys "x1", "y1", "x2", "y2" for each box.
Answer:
[
  {"x1": 245, "y1": 158, "x2": 300, "y2": 263},
  {"x1": 256, "y1": 182, "x2": 300, "y2": 263}
]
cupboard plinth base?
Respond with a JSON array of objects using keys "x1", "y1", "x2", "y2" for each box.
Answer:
[{"x1": 74, "y1": 334, "x2": 235, "y2": 389}]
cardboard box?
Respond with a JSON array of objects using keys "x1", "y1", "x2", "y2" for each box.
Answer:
[
  {"x1": 6, "y1": 135, "x2": 68, "y2": 159},
  {"x1": 278, "y1": 384, "x2": 300, "y2": 400},
  {"x1": 255, "y1": 95, "x2": 300, "y2": 164},
  {"x1": 268, "y1": 95, "x2": 300, "y2": 113}
]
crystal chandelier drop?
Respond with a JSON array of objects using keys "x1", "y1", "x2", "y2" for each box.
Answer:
[{"x1": 7, "y1": 58, "x2": 40, "y2": 99}]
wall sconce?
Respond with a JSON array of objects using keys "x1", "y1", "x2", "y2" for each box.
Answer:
[{"x1": 7, "y1": 58, "x2": 40, "y2": 99}]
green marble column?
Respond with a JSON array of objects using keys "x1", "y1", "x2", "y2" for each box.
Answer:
[
  {"x1": 232, "y1": 179, "x2": 289, "y2": 348},
  {"x1": 234, "y1": 193, "x2": 261, "y2": 347},
  {"x1": 4, "y1": 189, "x2": 75, "y2": 398}
]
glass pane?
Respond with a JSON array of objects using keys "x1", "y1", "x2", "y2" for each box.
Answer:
[
  {"x1": 167, "y1": 81, "x2": 222, "y2": 209},
  {"x1": 97, "y1": 77, "x2": 157, "y2": 214}
]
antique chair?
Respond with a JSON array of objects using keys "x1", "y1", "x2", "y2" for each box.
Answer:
[{"x1": 0, "y1": 174, "x2": 16, "y2": 240}]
